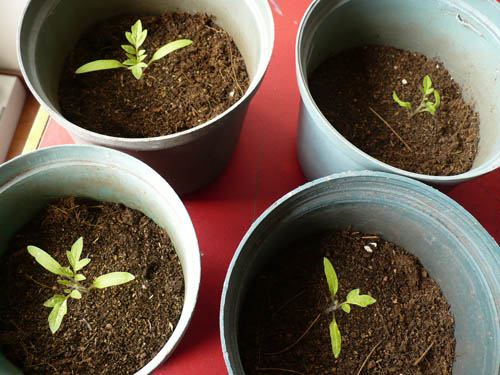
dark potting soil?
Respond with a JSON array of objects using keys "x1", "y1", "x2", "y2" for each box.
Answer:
[
  {"x1": 58, "y1": 13, "x2": 249, "y2": 138},
  {"x1": 0, "y1": 197, "x2": 184, "y2": 375},
  {"x1": 239, "y1": 230, "x2": 456, "y2": 375},
  {"x1": 308, "y1": 45, "x2": 479, "y2": 176}
]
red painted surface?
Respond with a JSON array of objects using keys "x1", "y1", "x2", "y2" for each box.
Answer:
[{"x1": 40, "y1": 1, "x2": 499, "y2": 374}]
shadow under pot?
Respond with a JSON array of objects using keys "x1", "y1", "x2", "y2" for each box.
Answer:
[
  {"x1": 296, "y1": 0, "x2": 500, "y2": 185},
  {"x1": 0, "y1": 145, "x2": 201, "y2": 375},
  {"x1": 18, "y1": 0, "x2": 274, "y2": 195},
  {"x1": 220, "y1": 171, "x2": 500, "y2": 375}
]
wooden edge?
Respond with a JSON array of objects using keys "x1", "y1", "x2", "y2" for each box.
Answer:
[{"x1": 22, "y1": 107, "x2": 49, "y2": 154}]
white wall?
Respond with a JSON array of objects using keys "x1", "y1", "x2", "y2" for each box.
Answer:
[{"x1": 0, "y1": 0, "x2": 30, "y2": 71}]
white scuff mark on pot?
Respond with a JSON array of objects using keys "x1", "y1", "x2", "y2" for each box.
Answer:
[
  {"x1": 269, "y1": 0, "x2": 283, "y2": 16},
  {"x1": 294, "y1": 20, "x2": 298, "y2": 25},
  {"x1": 402, "y1": 79, "x2": 408, "y2": 85},
  {"x1": 201, "y1": 252, "x2": 205, "y2": 257},
  {"x1": 456, "y1": 14, "x2": 484, "y2": 38}
]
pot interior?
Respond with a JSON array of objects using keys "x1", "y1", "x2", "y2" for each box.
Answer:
[
  {"x1": 298, "y1": 0, "x2": 500, "y2": 173},
  {"x1": 222, "y1": 173, "x2": 500, "y2": 375}
]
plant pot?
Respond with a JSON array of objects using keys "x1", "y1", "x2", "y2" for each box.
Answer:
[
  {"x1": 296, "y1": 0, "x2": 500, "y2": 185},
  {"x1": 0, "y1": 145, "x2": 201, "y2": 374},
  {"x1": 220, "y1": 171, "x2": 500, "y2": 374},
  {"x1": 18, "y1": 0, "x2": 274, "y2": 195}
]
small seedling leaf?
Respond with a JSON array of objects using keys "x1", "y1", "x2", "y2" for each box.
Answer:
[
  {"x1": 27, "y1": 246, "x2": 66, "y2": 276},
  {"x1": 392, "y1": 92, "x2": 412, "y2": 110},
  {"x1": 75, "y1": 258, "x2": 91, "y2": 272},
  {"x1": 341, "y1": 303, "x2": 351, "y2": 313},
  {"x1": 137, "y1": 30, "x2": 147, "y2": 48},
  {"x1": 70, "y1": 237, "x2": 83, "y2": 265},
  {"x1": 48, "y1": 298, "x2": 67, "y2": 333},
  {"x1": 70, "y1": 290, "x2": 82, "y2": 299},
  {"x1": 64, "y1": 289, "x2": 72, "y2": 294},
  {"x1": 93, "y1": 272, "x2": 135, "y2": 289},
  {"x1": 323, "y1": 257, "x2": 338, "y2": 297},
  {"x1": 75, "y1": 273, "x2": 86, "y2": 281},
  {"x1": 75, "y1": 59, "x2": 124, "y2": 74},
  {"x1": 138, "y1": 54, "x2": 147, "y2": 62},
  {"x1": 346, "y1": 288, "x2": 376, "y2": 307},
  {"x1": 425, "y1": 102, "x2": 437, "y2": 115},
  {"x1": 60, "y1": 266, "x2": 74, "y2": 278},
  {"x1": 330, "y1": 318, "x2": 342, "y2": 358},
  {"x1": 433, "y1": 90, "x2": 441, "y2": 107},
  {"x1": 43, "y1": 294, "x2": 66, "y2": 308},
  {"x1": 138, "y1": 49, "x2": 146, "y2": 57},
  {"x1": 57, "y1": 280, "x2": 73, "y2": 286},
  {"x1": 131, "y1": 20, "x2": 142, "y2": 38},
  {"x1": 122, "y1": 59, "x2": 136, "y2": 66},
  {"x1": 131, "y1": 65, "x2": 143, "y2": 80},
  {"x1": 149, "y1": 39, "x2": 193, "y2": 64},
  {"x1": 422, "y1": 75, "x2": 433, "y2": 95},
  {"x1": 125, "y1": 31, "x2": 134, "y2": 45},
  {"x1": 121, "y1": 44, "x2": 136, "y2": 54},
  {"x1": 125, "y1": 53, "x2": 136, "y2": 61}
]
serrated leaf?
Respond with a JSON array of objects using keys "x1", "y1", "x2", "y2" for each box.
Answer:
[
  {"x1": 330, "y1": 318, "x2": 342, "y2": 358},
  {"x1": 122, "y1": 59, "x2": 136, "y2": 66},
  {"x1": 131, "y1": 65, "x2": 143, "y2": 79},
  {"x1": 57, "y1": 280, "x2": 73, "y2": 286},
  {"x1": 75, "y1": 258, "x2": 91, "y2": 272},
  {"x1": 48, "y1": 298, "x2": 67, "y2": 333},
  {"x1": 93, "y1": 272, "x2": 135, "y2": 289},
  {"x1": 44, "y1": 294, "x2": 66, "y2": 308},
  {"x1": 423, "y1": 75, "x2": 432, "y2": 94},
  {"x1": 341, "y1": 303, "x2": 351, "y2": 313},
  {"x1": 392, "y1": 92, "x2": 412, "y2": 110},
  {"x1": 75, "y1": 274, "x2": 86, "y2": 281},
  {"x1": 346, "y1": 288, "x2": 376, "y2": 307},
  {"x1": 433, "y1": 90, "x2": 440, "y2": 108},
  {"x1": 131, "y1": 20, "x2": 142, "y2": 37},
  {"x1": 27, "y1": 246, "x2": 66, "y2": 276},
  {"x1": 60, "y1": 266, "x2": 74, "y2": 278},
  {"x1": 137, "y1": 29, "x2": 147, "y2": 48},
  {"x1": 425, "y1": 102, "x2": 436, "y2": 115},
  {"x1": 70, "y1": 290, "x2": 82, "y2": 299},
  {"x1": 121, "y1": 44, "x2": 136, "y2": 54},
  {"x1": 125, "y1": 31, "x2": 134, "y2": 45},
  {"x1": 75, "y1": 59, "x2": 124, "y2": 74},
  {"x1": 70, "y1": 237, "x2": 83, "y2": 265},
  {"x1": 149, "y1": 39, "x2": 193, "y2": 64},
  {"x1": 323, "y1": 257, "x2": 338, "y2": 298}
]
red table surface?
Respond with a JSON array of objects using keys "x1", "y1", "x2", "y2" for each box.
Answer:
[{"x1": 39, "y1": 1, "x2": 500, "y2": 374}]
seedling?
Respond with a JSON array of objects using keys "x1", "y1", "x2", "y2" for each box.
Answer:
[
  {"x1": 323, "y1": 257, "x2": 376, "y2": 358},
  {"x1": 27, "y1": 237, "x2": 135, "y2": 333},
  {"x1": 75, "y1": 19, "x2": 193, "y2": 79},
  {"x1": 393, "y1": 75, "x2": 441, "y2": 117}
]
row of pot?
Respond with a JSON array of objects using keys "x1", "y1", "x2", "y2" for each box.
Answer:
[
  {"x1": 18, "y1": 0, "x2": 500, "y2": 194},
  {"x1": 1, "y1": 146, "x2": 499, "y2": 374},
  {"x1": 5, "y1": 0, "x2": 500, "y2": 374}
]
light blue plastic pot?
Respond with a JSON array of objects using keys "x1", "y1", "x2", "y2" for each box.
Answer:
[
  {"x1": 0, "y1": 145, "x2": 201, "y2": 375},
  {"x1": 18, "y1": 0, "x2": 274, "y2": 195},
  {"x1": 296, "y1": 0, "x2": 500, "y2": 185},
  {"x1": 221, "y1": 171, "x2": 500, "y2": 374}
]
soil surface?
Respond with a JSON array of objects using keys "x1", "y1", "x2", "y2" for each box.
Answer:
[
  {"x1": 0, "y1": 197, "x2": 184, "y2": 375},
  {"x1": 239, "y1": 230, "x2": 456, "y2": 375},
  {"x1": 309, "y1": 45, "x2": 479, "y2": 176},
  {"x1": 59, "y1": 13, "x2": 249, "y2": 138}
]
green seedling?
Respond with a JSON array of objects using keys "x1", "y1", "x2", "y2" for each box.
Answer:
[
  {"x1": 323, "y1": 257, "x2": 376, "y2": 358},
  {"x1": 393, "y1": 75, "x2": 441, "y2": 117},
  {"x1": 75, "y1": 19, "x2": 193, "y2": 80},
  {"x1": 27, "y1": 237, "x2": 135, "y2": 333}
]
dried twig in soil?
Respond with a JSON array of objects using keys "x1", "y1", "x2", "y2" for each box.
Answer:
[
  {"x1": 368, "y1": 106, "x2": 413, "y2": 153},
  {"x1": 356, "y1": 340, "x2": 383, "y2": 375},
  {"x1": 413, "y1": 339, "x2": 435, "y2": 366},
  {"x1": 265, "y1": 313, "x2": 322, "y2": 355}
]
